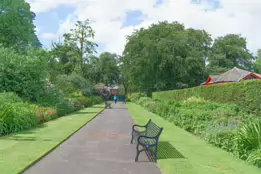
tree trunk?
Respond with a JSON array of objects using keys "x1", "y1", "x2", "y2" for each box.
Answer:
[{"x1": 146, "y1": 89, "x2": 152, "y2": 98}]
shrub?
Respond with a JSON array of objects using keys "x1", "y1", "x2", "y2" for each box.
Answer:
[
  {"x1": 153, "y1": 80, "x2": 261, "y2": 115},
  {"x1": 0, "y1": 103, "x2": 38, "y2": 135},
  {"x1": 247, "y1": 149, "x2": 261, "y2": 168},
  {"x1": 88, "y1": 96, "x2": 103, "y2": 105},
  {"x1": 53, "y1": 74, "x2": 76, "y2": 95},
  {"x1": 0, "y1": 92, "x2": 22, "y2": 105},
  {"x1": 56, "y1": 101, "x2": 75, "y2": 117},
  {"x1": 238, "y1": 119, "x2": 261, "y2": 153},
  {"x1": 71, "y1": 96, "x2": 89, "y2": 108},
  {"x1": 134, "y1": 95, "x2": 261, "y2": 167},
  {"x1": 35, "y1": 107, "x2": 57, "y2": 124},
  {"x1": 53, "y1": 73, "x2": 91, "y2": 96},
  {"x1": 36, "y1": 86, "x2": 64, "y2": 107},
  {"x1": 201, "y1": 119, "x2": 241, "y2": 153},
  {"x1": 0, "y1": 46, "x2": 48, "y2": 100}
]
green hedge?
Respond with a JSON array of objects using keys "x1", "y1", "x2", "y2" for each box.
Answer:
[
  {"x1": 134, "y1": 97, "x2": 261, "y2": 168},
  {"x1": 153, "y1": 80, "x2": 261, "y2": 115}
]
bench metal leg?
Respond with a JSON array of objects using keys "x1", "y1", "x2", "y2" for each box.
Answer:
[
  {"x1": 130, "y1": 132, "x2": 134, "y2": 144},
  {"x1": 154, "y1": 148, "x2": 158, "y2": 163},
  {"x1": 135, "y1": 144, "x2": 145, "y2": 162}
]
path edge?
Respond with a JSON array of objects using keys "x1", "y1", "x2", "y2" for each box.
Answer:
[{"x1": 18, "y1": 106, "x2": 105, "y2": 174}]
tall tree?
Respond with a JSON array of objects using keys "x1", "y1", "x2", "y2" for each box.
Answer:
[
  {"x1": 122, "y1": 21, "x2": 211, "y2": 96},
  {"x1": 207, "y1": 34, "x2": 254, "y2": 74},
  {"x1": 254, "y1": 49, "x2": 261, "y2": 73},
  {"x1": 98, "y1": 52, "x2": 119, "y2": 86},
  {"x1": 63, "y1": 19, "x2": 97, "y2": 74},
  {"x1": 0, "y1": 0, "x2": 41, "y2": 52}
]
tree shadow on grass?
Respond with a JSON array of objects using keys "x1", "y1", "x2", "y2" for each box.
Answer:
[
  {"x1": 0, "y1": 124, "x2": 48, "y2": 139},
  {"x1": 2, "y1": 135, "x2": 52, "y2": 141},
  {"x1": 157, "y1": 141, "x2": 185, "y2": 159},
  {"x1": 145, "y1": 141, "x2": 185, "y2": 162}
]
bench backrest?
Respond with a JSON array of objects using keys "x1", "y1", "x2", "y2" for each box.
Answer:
[{"x1": 145, "y1": 119, "x2": 163, "y2": 138}]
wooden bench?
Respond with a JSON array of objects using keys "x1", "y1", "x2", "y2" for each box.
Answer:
[{"x1": 131, "y1": 119, "x2": 163, "y2": 163}]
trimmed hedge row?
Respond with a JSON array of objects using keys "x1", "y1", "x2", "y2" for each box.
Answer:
[{"x1": 152, "y1": 80, "x2": 261, "y2": 115}]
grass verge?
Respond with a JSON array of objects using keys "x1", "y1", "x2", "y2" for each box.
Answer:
[
  {"x1": 0, "y1": 104, "x2": 104, "y2": 174},
  {"x1": 127, "y1": 102, "x2": 260, "y2": 174}
]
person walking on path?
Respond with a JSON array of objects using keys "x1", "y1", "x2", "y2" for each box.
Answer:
[
  {"x1": 113, "y1": 95, "x2": 118, "y2": 104},
  {"x1": 124, "y1": 95, "x2": 127, "y2": 104},
  {"x1": 100, "y1": 85, "x2": 111, "y2": 108}
]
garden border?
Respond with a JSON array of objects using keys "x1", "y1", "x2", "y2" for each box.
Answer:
[{"x1": 18, "y1": 106, "x2": 105, "y2": 174}]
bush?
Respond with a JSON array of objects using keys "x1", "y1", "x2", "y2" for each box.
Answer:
[
  {"x1": 71, "y1": 96, "x2": 89, "y2": 108},
  {"x1": 0, "y1": 103, "x2": 38, "y2": 135},
  {"x1": 35, "y1": 106, "x2": 57, "y2": 124},
  {"x1": 0, "y1": 92, "x2": 22, "y2": 105},
  {"x1": 134, "y1": 96, "x2": 261, "y2": 168},
  {"x1": 0, "y1": 46, "x2": 48, "y2": 100},
  {"x1": 88, "y1": 96, "x2": 103, "y2": 105},
  {"x1": 53, "y1": 74, "x2": 77, "y2": 95},
  {"x1": 56, "y1": 101, "x2": 75, "y2": 117},
  {"x1": 53, "y1": 73, "x2": 92, "y2": 96},
  {"x1": 238, "y1": 119, "x2": 261, "y2": 156},
  {"x1": 153, "y1": 80, "x2": 261, "y2": 115},
  {"x1": 36, "y1": 86, "x2": 64, "y2": 107}
]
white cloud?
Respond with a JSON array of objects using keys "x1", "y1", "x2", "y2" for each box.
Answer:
[
  {"x1": 28, "y1": 0, "x2": 261, "y2": 55},
  {"x1": 35, "y1": 27, "x2": 40, "y2": 34},
  {"x1": 41, "y1": 32, "x2": 58, "y2": 39}
]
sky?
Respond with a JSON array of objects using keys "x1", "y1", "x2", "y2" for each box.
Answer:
[{"x1": 27, "y1": 0, "x2": 261, "y2": 55}]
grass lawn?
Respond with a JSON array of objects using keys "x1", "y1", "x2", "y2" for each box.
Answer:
[
  {"x1": 0, "y1": 104, "x2": 104, "y2": 174},
  {"x1": 127, "y1": 102, "x2": 260, "y2": 174}
]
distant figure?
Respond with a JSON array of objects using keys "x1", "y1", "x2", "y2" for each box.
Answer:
[
  {"x1": 124, "y1": 96, "x2": 127, "y2": 104},
  {"x1": 100, "y1": 85, "x2": 111, "y2": 108},
  {"x1": 113, "y1": 95, "x2": 118, "y2": 104}
]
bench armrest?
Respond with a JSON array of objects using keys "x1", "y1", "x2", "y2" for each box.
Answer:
[{"x1": 132, "y1": 124, "x2": 147, "y2": 131}]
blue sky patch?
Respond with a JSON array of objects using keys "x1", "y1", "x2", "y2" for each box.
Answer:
[
  {"x1": 34, "y1": 5, "x2": 75, "y2": 48},
  {"x1": 122, "y1": 10, "x2": 143, "y2": 28},
  {"x1": 191, "y1": 0, "x2": 221, "y2": 11}
]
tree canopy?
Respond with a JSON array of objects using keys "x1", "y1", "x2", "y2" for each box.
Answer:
[
  {"x1": 0, "y1": 0, "x2": 41, "y2": 52},
  {"x1": 1, "y1": 0, "x2": 261, "y2": 98},
  {"x1": 206, "y1": 34, "x2": 254, "y2": 75},
  {"x1": 121, "y1": 21, "x2": 212, "y2": 96}
]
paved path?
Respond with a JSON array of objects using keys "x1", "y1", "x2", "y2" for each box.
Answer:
[{"x1": 24, "y1": 103, "x2": 162, "y2": 174}]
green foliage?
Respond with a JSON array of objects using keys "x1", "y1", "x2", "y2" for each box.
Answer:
[
  {"x1": 0, "y1": 92, "x2": 22, "y2": 105},
  {"x1": 0, "y1": 0, "x2": 41, "y2": 52},
  {"x1": 0, "y1": 103, "x2": 38, "y2": 135},
  {"x1": 153, "y1": 80, "x2": 261, "y2": 115},
  {"x1": 55, "y1": 101, "x2": 75, "y2": 117},
  {"x1": 247, "y1": 149, "x2": 261, "y2": 168},
  {"x1": 208, "y1": 34, "x2": 254, "y2": 72},
  {"x1": 0, "y1": 46, "x2": 48, "y2": 100},
  {"x1": 134, "y1": 96, "x2": 261, "y2": 168},
  {"x1": 35, "y1": 106, "x2": 57, "y2": 124},
  {"x1": 36, "y1": 87, "x2": 64, "y2": 107},
  {"x1": 53, "y1": 72, "x2": 92, "y2": 96},
  {"x1": 121, "y1": 21, "x2": 211, "y2": 94},
  {"x1": 254, "y1": 49, "x2": 261, "y2": 73},
  {"x1": 238, "y1": 119, "x2": 261, "y2": 152},
  {"x1": 98, "y1": 52, "x2": 119, "y2": 86},
  {"x1": 88, "y1": 96, "x2": 103, "y2": 105}
]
